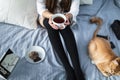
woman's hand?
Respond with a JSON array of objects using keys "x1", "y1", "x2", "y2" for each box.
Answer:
[
  {"x1": 48, "y1": 17, "x2": 59, "y2": 30},
  {"x1": 64, "y1": 13, "x2": 73, "y2": 26}
]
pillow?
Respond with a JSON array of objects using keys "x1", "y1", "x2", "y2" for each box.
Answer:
[
  {"x1": 0, "y1": 0, "x2": 38, "y2": 29},
  {"x1": 80, "y1": 0, "x2": 93, "y2": 5}
]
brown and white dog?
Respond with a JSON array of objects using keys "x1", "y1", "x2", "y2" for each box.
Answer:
[{"x1": 88, "y1": 17, "x2": 120, "y2": 77}]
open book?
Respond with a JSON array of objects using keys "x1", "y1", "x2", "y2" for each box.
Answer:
[{"x1": 0, "y1": 49, "x2": 19, "y2": 80}]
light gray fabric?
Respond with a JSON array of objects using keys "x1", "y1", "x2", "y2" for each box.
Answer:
[
  {"x1": 0, "y1": 0, "x2": 120, "y2": 80},
  {"x1": 80, "y1": 0, "x2": 93, "y2": 5},
  {"x1": 114, "y1": 0, "x2": 120, "y2": 8}
]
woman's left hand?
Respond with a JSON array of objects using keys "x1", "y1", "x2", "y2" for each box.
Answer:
[{"x1": 64, "y1": 13, "x2": 73, "y2": 26}]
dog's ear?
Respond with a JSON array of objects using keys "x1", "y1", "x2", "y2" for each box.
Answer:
[
  {"x1": 112, "y1": 58, "x2": 120, "y2": 65},
  {"x1": 112, "y1": 60, "x2": 119, "y2": 65}
]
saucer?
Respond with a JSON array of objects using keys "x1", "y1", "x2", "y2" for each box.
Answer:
[{"x1": 25, "y1": 46, "x2": 46, "y2": 63}]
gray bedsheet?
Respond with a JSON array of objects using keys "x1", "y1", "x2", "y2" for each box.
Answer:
[{"x1": 0, "y1": 0, "x2": 120, "y2": 80}]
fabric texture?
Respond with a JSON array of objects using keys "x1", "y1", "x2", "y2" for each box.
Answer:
[
  {"x1": 0, "y1": 0, "x2": 38, "y2": 29},
  {"x1": 0, "y1": 0, "x2": 120, "y2": 80},
  {"x1": 80, "y1": 0, "x2": 93, "y2": 5},
  {"x1": 114, "y1": 0, "x2": 120, "y2": 8}
]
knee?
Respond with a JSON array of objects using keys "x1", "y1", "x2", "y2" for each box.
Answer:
[{"x1": 43, "y1": 18, "x2": 49, "y2": 27}]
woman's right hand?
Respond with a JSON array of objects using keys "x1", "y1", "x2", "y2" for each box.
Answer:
[{"x1": 48, "y1": 17, "x2": 59, "y2": 30}]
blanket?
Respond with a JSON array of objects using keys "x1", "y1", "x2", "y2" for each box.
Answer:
[{"x1": 0, "y1": 0, "x2": 120, "y2": 80}]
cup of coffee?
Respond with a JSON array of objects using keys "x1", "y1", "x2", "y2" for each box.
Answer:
[{"x1": 52, "y1": 13, "x2": 66, "y2": 29}]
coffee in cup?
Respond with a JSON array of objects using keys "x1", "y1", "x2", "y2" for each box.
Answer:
[{"x1": 52, "y1": 13, "x2": 66, "y2": 29}]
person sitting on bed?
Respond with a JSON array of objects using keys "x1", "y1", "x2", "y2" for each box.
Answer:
[{"x1": 37, "y1": 0, "x2": 85, "y2": 80}]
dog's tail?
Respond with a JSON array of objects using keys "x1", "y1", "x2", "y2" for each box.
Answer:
[{"x1": 90, "y1": 17, "x2": 103, "y2": 38}]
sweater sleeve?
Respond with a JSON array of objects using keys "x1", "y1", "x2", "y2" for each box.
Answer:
[
  {"x1": 68, "y1": 0, "x2": 80, "y2": 22},
  {"x1": 36, "y1": 0, "x2": 47, "y2": 16}
]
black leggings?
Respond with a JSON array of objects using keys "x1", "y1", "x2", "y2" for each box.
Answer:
[{"x1": 43, "y1": 19, "x2": 85, "y2": 80}]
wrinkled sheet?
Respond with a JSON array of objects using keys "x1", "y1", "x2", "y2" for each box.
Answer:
[{"x1": 0, "y1": 0, "x2": 120, "y2": 80}]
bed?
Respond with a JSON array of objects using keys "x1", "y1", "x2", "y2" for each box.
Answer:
[{"x1": 0, "y1": 0, "x2": 120, "y2": 80}]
